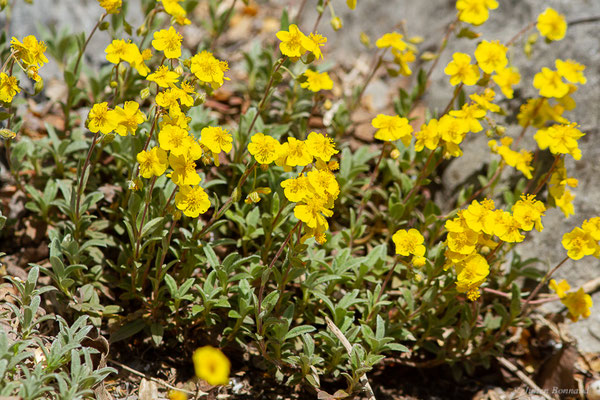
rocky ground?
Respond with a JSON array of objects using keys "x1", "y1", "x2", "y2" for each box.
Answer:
[{"x1": 3, "y1": 0, "x2": 599, "y2": 352}]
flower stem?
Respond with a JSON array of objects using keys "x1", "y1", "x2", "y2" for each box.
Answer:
[
  {"x1": 74, "y1": 131, "x2": 100, "y2": 224},
  {"x1": 134, "y1": 175, "x2": 157, "y2": 260},
  {"x1": 256, "y1": 221, "x2": 301, "y2": 334},
  {"x1": 64, "y1": 12, "x2": 107, "y2": 135},
  {"x1": 365, "y1": 258, "x2": 399, "y2": 323},
  {"x1": 521, "y1": 256, "x2": 569, "y2": 314}
]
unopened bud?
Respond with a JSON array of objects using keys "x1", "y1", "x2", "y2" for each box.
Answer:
[
  {"x1": 137, "y1": 24, "x2": 147, "y2": 36},
  {"x1": 0, "y1": 129, "x2": 16, "y2": 139},
  {"x1": 128, "y1": 178, "x2": 143, "y2": 191},
  {"x1": 33, "y1": 79, "x2": 44, "y2": 95},
  {"x1": 99, "y1": 21, "x2": 110, "y2": 31},
  {"x1": 140, "y1": 87, "x2": 150, "y2": 100},
  {"x1": 110, "y1": 81, "x2": 118, "y2": 88},
  {"x1": 102, "y1": 133, "x2": 116, "y2": 144},
  {"x1": 330, "y1": 16, "x2": 342, "y2": 31},
  {"x1": 174, "y1": 65, "x2": 184, "y2": 75},
  {"x1": 390, "y1": 149, "x2": 400, "y2": 159}
]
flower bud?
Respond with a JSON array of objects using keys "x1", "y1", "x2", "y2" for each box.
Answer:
[
  {"x1": 34, "y1": 79, "x2": 44, "y2": 95},
  {"x1": 0, "y1": 129, "x2": 16, "y2": 139},
  {"x1": 102, "y1": 133, "x2": 116, "y2": 144},
  {"x1": 140, "y1": 87, "x2": 150, "y2": 100},
  {"x1": 390, "y1": 149, "x2": 400, "y2": 160},
  {"x1": 330, "y1": 17, "x2": 342, "y2": 31}
]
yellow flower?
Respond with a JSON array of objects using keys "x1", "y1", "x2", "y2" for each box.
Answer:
[
  {"x1": 468, "y1": 90, "x2": 498, "y2": 115},
  {"x1": 105, "y1": 41, "x2": 150, "y2": 76},
  {"x1": 192, "y1": 346, "x2": 230, "y2": 386},
  {"x1": 190, "y1": 51, "x2": 229, "y2": 89},
  {"x1": 0, "y1": 73, "x2": 20, "y2": 103},
  {"x1": 168, "y1": 390, "x2": 188, "y2": 400},
  {"x1": 375, "y1": 32, "x2": 407, "y2": 51},
  {"x1": 497, "y1": 214, "x2": 525, "y2": 243},
  {"x1": 347, "y1": 0, "x2": 357, "y2": 9},
  {"x1": 247, "y1": 132, "x2": 281, "y2": 165},
  {"x1": 447, "y1": 228, "x2": 479, "y2": 256},
  {"x1": 392, "y1": 49, "x2": 415, "y2": 76},
  {"x1": 492, "y1": 66, "x2": 521, "y2": 99},
  {"x1": 169, "y1": 142, "x2": 202, "y2": 186},
  {"x1": 495, "y1": 142, "x2": 534, "y2": 179},
  {"x1": 11, "y1": 35, "x2": 48, "y2": 68},
  {"x1": 439, "y1": 114, "x2": 469, "y2": 146},
  {"x1": 301, "y1": 70, "x2": 333, "y2": 92},
  {"x1": 444, "y1": 52, "x2": 480, "y2": 86},
  {"x1": 294, "y1": 197, "x2": 333, "y2": 229},
  {"x1": 449, "y1": 103, "x2": 485, "y2": 133},
  {"x1": 537, "y1": 7, "x2": 567, "y2": 41},
  {"x1": 562, "y1": 227, "x2": 597, "y2": 260},
  {"x1": 152, "y1": 26, "x2": 183, "y2": 59},
  {"x1": 160, "y1": 0, "x2": 190, "y2": 25},
  {"x1": 307, "y1": 169, "x2": 339, "y2": 200},
  {"x1": 456, "y1": 0, "x2": 498, "y2": 26},
  {"x1": 549, "y1": 279, "x2": 570, "y2": 299},
  {"x1": 372, "y1": 114, "x2": 413, "y2": 144},
  {"x1": 308, "y1": 33, "x2": 327, "y2": 60},
  {"x1": 534, "y1": 122, "x2": 584, "y2": 160},
  {"x1": 200, "y1": 126, "x2": 233, "y2": 155},
  {"x1": 156, "y1": 89, "x2": 182, "y2": 113},
  {"x1": 147, "y1": 66, "x2": 179, "y2": 88},
  {"x1": 511, "y1": 194, "x2": 545, "y2": 232},
  {"x1": 176, "y1": 186, "x2": 211, "y2": 218},
  {"x1": 105, "y1": 39, "x2": 132, "y2": 64},
  {"x1": 474, "y1": 40, "x2": 507, "y2": 74},
  {"x1": 548, "y1": 158, "x2": 577, "y2": 200},
  {"x1": 555, "y1": 189, "x2": 575, "y2": 218},
  {"x1": 114, "y1": 101, "x2": 145, "y2": 136},
  {"x1": 392, "y1": 229, "x2": 426, "y2": 257},
  {"x1": 98, "y1": 0, "x2": 122, "y2": 14},
  {"x1": 562, "y1": 288, "x2": 592, "y2": 322},
  {"x1": 305, "y1": 132, "x2": 338, "y2": 162},
  {"x1": 582, "y1": 217, "x2": 600, "y2": 241},
  {"x1": 281, "y1": 175, "x2": 312, "y2": 202},
  {"x1": 455, "y1": 254, "x2": 490, "y2": 298},
  {"x1": 283, "y1": 137, "x2": 313, "y2": 167},
  {"x1": 463, "y1": 200, "x2": 493, "y2": 233},
  {"x1": 87, "y1": 102, "x2": 118, "y2": 134},
  {"x1": 276, "y1": 24, "x2": 312, "y2": 58},
  {"x1": 137, "y1": 147, "x2": 168, "y2": 179},
  {"x1": 533, "y1": 67, "x2": 569, "y2": 98},
  {"x1": 159, "y1": 125, "x2": 191, "y2": 156},
  {"x1": 414, "y1": 119, "x2": 440, "y2": 152},
  {"x1": 555, "y1": 59, "x2": 586, "y2": 85}
]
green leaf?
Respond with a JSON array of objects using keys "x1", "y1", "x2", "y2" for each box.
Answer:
[
  {"x1": 150, "y1": 323, "x2": 164, "y2": 347},
  {"x1": 284, "y1": 325, "x2": 316, "y2": 341},
  {"x1": 109, "y1": 319, "x2": 146, "y2": 343},
  {"x1": 164, "y1": 274, "x2": 178, "y2": 298},
  {"x1": 203, "y1": 244, "x2": 219, "y2": 268}
]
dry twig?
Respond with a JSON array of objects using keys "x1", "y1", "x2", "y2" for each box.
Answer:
[
  {"x1": 497, "y1": 356, "x2": 552, "y2": 400},
  {"x1": 107, "y1": 359, "x2": 204, "y2": 397},
  {"x1": 325, "y1": 317, "x2": 377, "y2": 400}
]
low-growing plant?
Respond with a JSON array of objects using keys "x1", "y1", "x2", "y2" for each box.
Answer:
[{"x1": 0, "y1": 0, "x2": 597, "y2": 398}]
